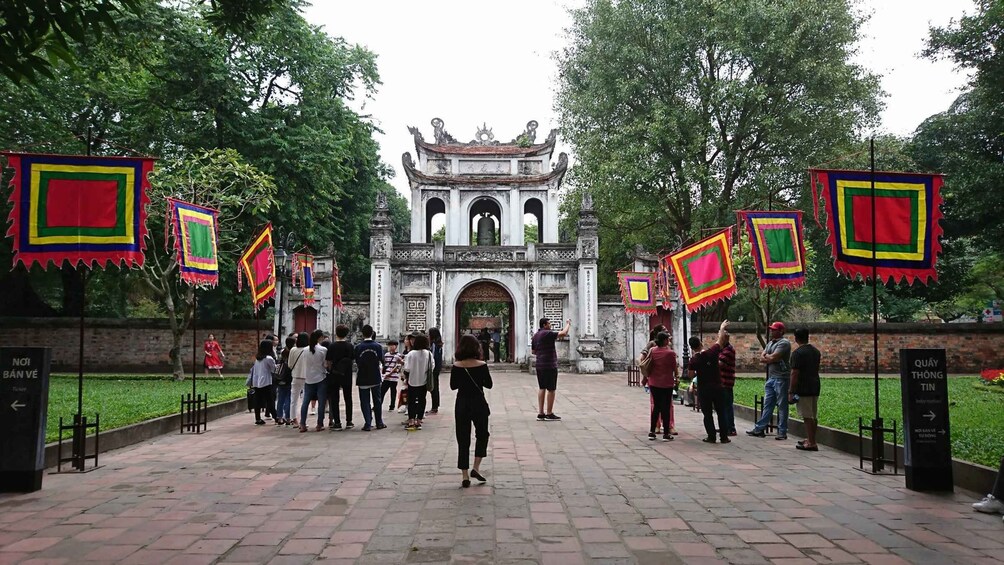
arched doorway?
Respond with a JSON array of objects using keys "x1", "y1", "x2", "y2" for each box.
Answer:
[
  {"x1": 293, "y1": 306, "x2": 317, "y2": 334},
  {"x1": 455, "y1": 281, "x2": 515, "y2": 363}
]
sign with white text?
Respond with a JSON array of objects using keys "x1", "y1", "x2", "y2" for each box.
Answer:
[
  {"x1": 899, "y1": 348, "x2": 952, "y2": 491},
  {"x1": 0, "y1": 347, "x2": 51, "y2": 492}
]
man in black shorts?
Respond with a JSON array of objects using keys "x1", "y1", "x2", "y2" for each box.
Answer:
[{"x1": 531, "y1": 318, "x2": 570, "y2": 421}]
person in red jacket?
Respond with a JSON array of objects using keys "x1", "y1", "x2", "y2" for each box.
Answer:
[{"x1": 642, "y1": 331, "x2": 678, "y2": 441}]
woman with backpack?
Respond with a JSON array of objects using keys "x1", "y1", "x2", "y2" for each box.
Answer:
[
  {"x1": 273, "y1": 335, "x2": 295, "y2": 426},
  {"x1": 403, "y1": 333, "x2": 434, "y2": 430}
]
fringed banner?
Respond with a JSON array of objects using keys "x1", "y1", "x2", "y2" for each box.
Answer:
[
  {"x1": 668, "y1": 229, "x2": 737, "y2": 312},
  {"x1": 655, "y1": 255, "x2": 674, "y2": 303},
  {"x1": 617, "y1": 272, "x2": 658, "y2": 314},
  {"x1": 167, "y1": 198, "x2": 219, "y2": 286},
  {"x1": 809, "y1": 169, "x2": 943, "y2": 284},
  {"x1": 3, "y1": 152, "x2": 154, "y2": 269},
  {"x1": 292, "y1": 252, "x2": 315, "y2": 306},
  {"x1": 237, "y1": 223, "x2": 275, "y2": 312},
  {"x1": 332, "y1": 258, "x2": 344, "y2": 311},
  {"x1": 740, "y1": 210, "x2": 807, "y2": 290}
]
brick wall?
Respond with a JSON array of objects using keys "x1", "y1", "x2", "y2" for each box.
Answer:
[
  {"x1": 697, "y1": 322, "x2": 1004, "y2": 374},
  {"x1": 0, "y1": 318, "x2": 263, "y2": 374}
]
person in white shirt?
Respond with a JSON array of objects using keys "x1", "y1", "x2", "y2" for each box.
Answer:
[
  {"x1": 296, "y1": 329, "x2": 328, "y2": 432},
  {"x1": 246, "y1": 339, "x2": 276, "y2": 425},
  {"x1": 403, "y1": 333, "x2": 434, "y2": 430},
  {"x1": 287, "y1": 332, "x2": 310, "y2": 427}
]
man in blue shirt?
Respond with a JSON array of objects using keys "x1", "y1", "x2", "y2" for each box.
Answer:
[{"x1": 747, "y1": 321, "x2": 792, "y2": 440}]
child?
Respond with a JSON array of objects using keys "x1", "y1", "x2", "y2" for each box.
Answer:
[{"x1": 381, "y1": 340, "x2": 405, "y2": 410}]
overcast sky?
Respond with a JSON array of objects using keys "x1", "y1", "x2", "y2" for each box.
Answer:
[{"x1": 303, "y1": 0, "x2": 976, "y2": 202}]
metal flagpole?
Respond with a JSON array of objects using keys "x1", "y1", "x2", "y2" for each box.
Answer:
[{"x1": 870, "y1": 137, "x2": 884, "y2": 472}]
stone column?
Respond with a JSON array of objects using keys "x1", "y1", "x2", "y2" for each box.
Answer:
[
  {"x1": 411, "y1": 186, "x2": 423, "y2": 243},
  {"x1": 510, "y1": 187, "x2": 523, "y2": 246},
  {"x1": 369, "y1": 193, "x2": 394, "y2": 339},
  {"x1": 448, "y1": 187, "x2": 462, "y2": 245},
  {"x1": 575, "y1": 194, "x2": 604, "y2": 373}
]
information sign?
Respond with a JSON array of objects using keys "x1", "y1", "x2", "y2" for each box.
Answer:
[
  {"x1": 899, "y1": 348, "x2": 952, "y2": 491},
  {"x1": 0, "y1": 347, "x2": 51, "y2": 492}
]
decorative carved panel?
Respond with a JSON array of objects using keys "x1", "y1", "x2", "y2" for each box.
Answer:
[
  {"x1": 403, "y1": 272, "x2": 431, "y2": 287},
  {"x1": 540, "y1": 272, "x2": 566, "y2": 287},
  {"x1": 426, "y1": 159, "x2": 451, "y2": 175},
  {"x1": 454, "y1": 249, "x2": 516, "y2": 262},
  {"x1": 538, "y1": 247, "x2": 577, "y2": 261},
  {"x1": 393, "y1": 247, "x2": 434, "y2": 261},
  {"x1": 518, "y1": 160, "x2": 543, "y2": 175},
  {"x1": 405, "y1": 297, "x2": 428, "y2": 332},
  {"x1": 459, "y1": 281, "x2": 513, "y2": 303},
  {"x1": 543, "y1": 298, "x2": 563, "y2": 324}
]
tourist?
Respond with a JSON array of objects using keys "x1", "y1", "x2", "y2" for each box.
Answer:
[
  {"x1": 719, "y1": 330, "x2": 737, "y2": 436},
  {"x1": 403, "y1": 333, "x2": 434, "y2": 430},
  {"x1": 298, "y1": 329, "x2": 328, "y2": 432},
  {"x1": 428, "y1": 327, "x2": 444, "y2": 414},
  {"x1": 452, "y1": 334, "x2": 493, "y2": 488},
  {"x1": 380, "y1": 340, "x2": 404, "y2": 411},
  {"x1": 491, "y1": 328, "x2": 501, "y2": 363},
  {"x1": 288, "y1": 332, "x2": 310, "y2": 427},
  {"x1": 641, "y1": 331, "x2": 676, "y2": 441},
  {"x1": 274, "y1": 335, "x2": 295, "y2": 426},
  {"x1": 689, "y1": 320, "x2": 730, "y2": 444},
  {"x1": 263, "y1": 334, "x2": 278, "y2": 421},
  {"x1": 203, "y1": 333, "x2": 225, "y2": 378},
  {"x1": 532, "y1": 318, "x2": 570, "y2": 421},
  {"x1": 325, "y1": 324, "x2": 355, "y2": 430},
  {"x1": 354, "y1": 324, "x2": 386, "y2": 431},
  {"x1": 971, "y1": 457, "x2": 1004, "y2": 523},
  {"x1": 747, "y1": 321, "x2": 792, "y2": 440},
  {"x1": 396, "y1": 334, "x2": 413, "y2": 414},
  {"x1": 478, "y1": 328, "x2": 491, "y2": 362},
  {"x1": 641, "y1": 325, "x2": 672, "y2": 434},
  {"x1": 246, "y1": 339, "x2": 276, "y2": 425},
  {"x1": 789, "y1": 328, "x2": 822, "y2": 451}
]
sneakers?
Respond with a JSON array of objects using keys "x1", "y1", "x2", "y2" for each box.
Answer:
[
  {"x1": 376, "y1": 423, "x2": 387, "y2": 430},
  {"x1": 544, "y1": 413, "x2": 561, "y2": 421},
  {"x1": 746, "y1": 429, "x2": 766, "y2": 438},
  {"x1": 648, "y1": 432, "x2": 657, "y2": 441},
  {"x1": 361, "y1": 425, "x2": 372, "y2": 431},
  {"x1": 397, "y1": 406, "x2": 407, "y2": 414},
  {"x1": 330, "y1": 423, "x2": 342, "y2": 431},
  {"x1": 345, "y1": 422, "x2": 354, "y2": 429},
  {"x1": 775, "y1": 435, "x2": 788, "y2": 441},
  {"x1": 973, "y1": 494, "x2": 1004, "y2": 514},
  {"x1": 537, "y1": 413, "x2": 547, "y2": 421}
]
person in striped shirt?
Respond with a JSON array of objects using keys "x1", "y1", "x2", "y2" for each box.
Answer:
[
  {"x1": 380, "y1": 341, "x2": 405, "y2": 411},
  {"x1": 718, "y1": 331, "x2": 737, "y2": 436}
]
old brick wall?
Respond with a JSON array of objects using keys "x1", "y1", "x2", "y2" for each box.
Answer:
[
  {"x1": 697, "y1": 322, "x2": 1004, "y2": 374},
  {"x1": 0, "y1": 318, "x2": 262, "y2": 374}
]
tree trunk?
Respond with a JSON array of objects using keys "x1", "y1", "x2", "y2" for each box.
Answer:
[{"x1": 170, "y1": 326, "x2": 186, "y2": 381}]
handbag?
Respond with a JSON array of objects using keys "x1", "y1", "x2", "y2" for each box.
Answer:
[
  {"x1": 639, "y1": 350, "x2": 653, "y2": 378},
  {"x1": 463, "y1": 366, "x2": 490, "y2": 415},
  {"x1": 426, "y1": 350, "x2": 436, "y2": 393},
  {"x1": 246, "y1": 387, "x2": 255, "y2": 412}
]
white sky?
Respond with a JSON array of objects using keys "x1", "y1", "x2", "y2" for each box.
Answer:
[{"x1": 303, "y1": 0, "x2": 976, "y2": 204}]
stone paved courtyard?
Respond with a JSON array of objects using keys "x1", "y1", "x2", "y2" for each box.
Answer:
[{"x1": 0, "y1": 371, "x2": 1001, "y2": 565}]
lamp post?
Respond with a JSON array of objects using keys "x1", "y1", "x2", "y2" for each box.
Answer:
[{"x1": 274, "y1": 231, "x2": 295, "y2": 341}]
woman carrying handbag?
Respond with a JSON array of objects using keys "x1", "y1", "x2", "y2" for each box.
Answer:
[{"x1": 451, "y1": 334, "x2": 494, "y2": 488}]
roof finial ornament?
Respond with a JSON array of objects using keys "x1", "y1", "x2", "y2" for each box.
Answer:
[
  {"x1": 473, "y1": 123, "x2": 495, "y2": 145},
  {"x1": 431, "y1": 117, "x2": 457, "y2": 144},
  {"x1": 376, "y1": 191, "x2": 388, "y2": 209},
  {"x1": 581, "y1": 192, "x2": 593, "y2": 211}
]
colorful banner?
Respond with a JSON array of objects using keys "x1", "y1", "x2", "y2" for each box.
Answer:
[
  {"x1": 617, "y1": 272, "x2": 658, "y2": 314},
  {"x1": 332, "y1": 258, "x2": 344, "y2": 311},
  {"x1": 292, "y1": 253, "x2": 315, "y2": 306},
  {"x1": 237, "y1": 223, "x2": 275, "y2": 312},
  {"x1": 810, "y1": 169, "x2": 943, "y2": 284},
  {"x1": 3, "y1": 152, "x2": 154, "y2": 268},
  {"x1": 668, "y1": 229, "x2": 737, "y2": 312},
  {"x1": 655, "y1": 255, "x2": 674, "y2": 303},
  {"x1": 167, "y1": 198, "x2": 219, "y2": 286},
  {"x1": 740, "y1": 210, "x2": 807, "y2": 290}
]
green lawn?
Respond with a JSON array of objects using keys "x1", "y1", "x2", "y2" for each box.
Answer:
[
  {"x1": 733, "y1": 376, "x2": 1004, "y2": 468},
  {"x1": 44, "y1": 374, "x2": 247, "y2": 443}
]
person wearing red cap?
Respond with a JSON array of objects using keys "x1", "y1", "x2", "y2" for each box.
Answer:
[{"x1": 746, "y1": 321, "x2": 792, "y2": 440}]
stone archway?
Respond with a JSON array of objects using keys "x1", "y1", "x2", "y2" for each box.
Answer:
[{"x1": 455, "y1": 281, "x2": 515, "y2": 363}]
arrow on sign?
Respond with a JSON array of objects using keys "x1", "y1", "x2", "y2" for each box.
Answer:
[
  {"x1": 10, "y1": 400, "x2": 26, "y2": 411},
  {"x1": 923, "y1": 411, "x2": 936, "y2": 421}
]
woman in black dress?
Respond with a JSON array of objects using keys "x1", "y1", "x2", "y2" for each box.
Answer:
[{"x1": 451, "y1": 334, "x2": 493, "y2": 488}]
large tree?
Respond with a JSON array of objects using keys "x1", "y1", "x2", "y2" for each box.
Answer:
[{"x1": 555, "y1": 0, "x2": 882, "y2": 295}]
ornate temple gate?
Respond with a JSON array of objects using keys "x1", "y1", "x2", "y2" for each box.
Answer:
[{"x1": 455, "y1": 281, "x2": 515, "y2": 362}]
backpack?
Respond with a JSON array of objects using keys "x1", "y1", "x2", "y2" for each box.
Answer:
[
  {"x1": 274, "y1": 359, "x2": 293, "y2": 386},
  {"x1": 357, "y1": 348, "x2": 381, "y2": 382}
]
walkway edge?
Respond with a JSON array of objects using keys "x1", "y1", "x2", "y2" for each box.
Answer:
[
  {"x1": 733, "y1": 403, "x2": 996, "y2": 495},
  {"x1": 43, "y1": 397, "x2": 247, "y2": 469}
]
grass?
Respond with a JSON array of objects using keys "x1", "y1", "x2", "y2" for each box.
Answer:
[
  {"x1": 45, "y1": 373, "x2": 247, "y2": 444},
  {"x1": 733, "y1": 375, "x2": 1004, "y2": 469}
]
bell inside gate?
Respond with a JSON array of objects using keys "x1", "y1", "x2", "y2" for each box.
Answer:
[{"x1": 476, "y1": 214, "x2": 496, "y2": 246}]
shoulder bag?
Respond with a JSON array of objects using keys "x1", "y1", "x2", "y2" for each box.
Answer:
[
  {"x1": 463, "y1": 366, "x2": 490, "y2": 415},
  {"x1": 639, "y1": 350, "x2": 654, "y2": 378},
  {"x1": 426, "y1": 350, "x2": 436, "y2": 392}
]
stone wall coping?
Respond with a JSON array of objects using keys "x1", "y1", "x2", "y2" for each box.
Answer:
[
  {"x1": 700, "y1": 321, "x2": 1004, "y2": 334},
  {"x1": 0, "y1": 317, "x2": 262, "y2": 330}
]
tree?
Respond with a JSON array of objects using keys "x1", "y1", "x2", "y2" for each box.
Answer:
[
  {"x1": 144, "y1": 149, "x2": 277, "y2": 379},
  {"x1": 555, "y1": 0, "x2": 882, "y2": 295}
]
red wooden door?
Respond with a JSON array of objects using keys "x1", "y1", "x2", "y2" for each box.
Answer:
[{"x1": 294, "y1": 306, "x2": 317, "y2": 334}]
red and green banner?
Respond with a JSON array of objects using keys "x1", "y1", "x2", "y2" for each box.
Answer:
[
  {"x1": 617, "y1": 272, "x2": 658, "y2": 314},
  {"x1": 332, "y1": 258, "x2": 344, "y2": 311},
  {"x1": 810, "y1": 169, "x2": 943, "y2": 284},
  {"x1": 3, "y1": 152, "x2": 153, "y2": 268},
  {"x1": 740, "y1": 210, "x2": 807, "y2": 290},
  {"x1": 668, "y1": 229, "x2": 737, "y2": 312},
  {"x1": 238, "y1": 223, "x2": 275, "y2": 312},
  {"x1": 167, "y1": 198, "x2": 219, "y2": 286},
  {"x1": 655, "y1": 255, "x2": 674, "y2": 303},
  {"x1": 292, "y1": 253, "x2": 315, "y2": 306}
]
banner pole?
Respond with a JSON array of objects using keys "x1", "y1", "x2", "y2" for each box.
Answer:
[{"x1": 870, "y1": 137, "x2": 884, "y2": 472}]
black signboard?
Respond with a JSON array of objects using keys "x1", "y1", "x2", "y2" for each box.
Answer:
[
  {"x1": 0, "y1": 347, "x2": 51, "y2": 492},
  {"x1": 899, "y1": 348, "x2": 952, "y2": 491}
]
